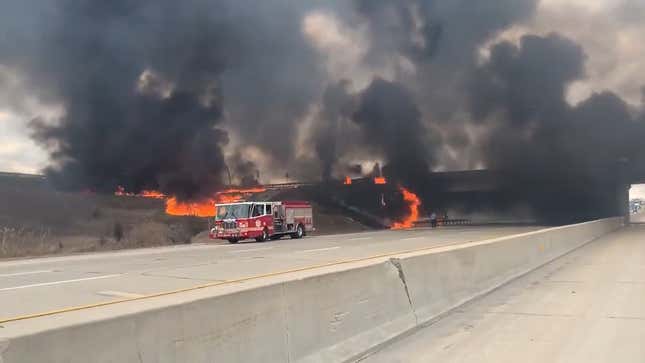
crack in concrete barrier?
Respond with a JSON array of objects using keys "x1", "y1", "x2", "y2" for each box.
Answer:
[
  {"x1": 389, "y1": 258, "x2": 418, "y2": 325},
  {"x1": 281, "y1": 284, "x2": 292, "y2": 363}
]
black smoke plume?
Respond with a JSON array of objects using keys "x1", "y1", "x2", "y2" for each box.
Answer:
[
  {"x1": 314, "y1": 80, "x2": 355, "y2": 181},
  {"x1": 3, "y1": 1, "x2": 233, "y2": 199},
  {"x1": 469, "y1": 33, "x2": 645, "y2": 222},
  {"x1": 1, "y1": 0, "x2": 323, "y2": 199},
  {"x1": 353, "y1": 78, "x2": 437, "y2": 192},
  {"x1": 227, "y1": 152, "x2": 260, "y2": 187}
]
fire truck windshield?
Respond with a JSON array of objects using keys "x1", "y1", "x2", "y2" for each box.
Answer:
[{"x1": 215, "y1": 204, "x2": 250, "y2": 220}]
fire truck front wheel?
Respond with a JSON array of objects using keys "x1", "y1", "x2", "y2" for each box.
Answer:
[
  {"x1": 227, "y1": 238, "x2": 239, "y2": 244},
  {"x1": 255, "y1": 228, "x2": 269, "y2": 242}
]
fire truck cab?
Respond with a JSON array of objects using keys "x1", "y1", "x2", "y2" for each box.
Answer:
[{"x1": 209, "y1": 201, "x2": 314, "y2": 243}]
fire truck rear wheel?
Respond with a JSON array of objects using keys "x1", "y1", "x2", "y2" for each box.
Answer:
[
  {"x1": 227, "y1": 238, "x2": 239, "y2": 244},
  {"x1": 291, "y1": 224, "x2": 304, "y2": 239}
]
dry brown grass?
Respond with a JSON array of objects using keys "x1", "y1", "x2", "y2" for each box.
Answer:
[
  {"x1": 0, "y1": 217, "x2": 204, "y2": 258},
  {"x1": 0, "y1": 176, "x2": 208, "y2": 259},
  {"x1": 0, "y1": 225, "x2": 57, "y2": 257}
]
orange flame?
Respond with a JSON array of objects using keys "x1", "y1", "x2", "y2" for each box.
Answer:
[
  {"x1": 391, "y1": 187, "x2": 420, "y2": 229},
  {"x1": 374, "y1": 177, "x2": 387, "y2": 185},
  {"x1": 114, "y1": 186, "x2": 166, "y2": 198},
  {"x1": 114, "y1": 186, "x2": 266, "y2": 217},
  {"x1": 343, "y1": 176, "x2": 352, "y2": 185},
  {"x1": 165, "y1": 197, "x2": 217, "y2": 217},
  {"x1": 212, "y1": 187, "x2": 267, "y2": 205}
]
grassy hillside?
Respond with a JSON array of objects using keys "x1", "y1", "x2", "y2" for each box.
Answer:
[{"x1": 0, "y1": 174, "x2": 373, "y2": 259}]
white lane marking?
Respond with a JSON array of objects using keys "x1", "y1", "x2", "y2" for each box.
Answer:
[
  {"x1": 400, "y1": 237, "x2": 425, "y2": 241},
  {"x1": 298, "y1": 246, "x2": 341, "y2": 253},
  {"x1": 0, "y1": 274, "x2": 121, "y2": 292},
  {"x1": 0, "y1": 243, "x2": 217, "y2": 268},
  {"x1": 316, "y1": 232, "x2": 379, "y2": 239},
  {"x1": 96, "y1": 290, "x2": 145, "y2": 298},
  {"x1": 0, "y1": 270, "x2": 53, "y2": 277},
  {"x1": 228, "y1": 246, "x2": 274, "y2": 254},
  {"x1": 347, "y1": 237, "x2": 372, "y2": 241}
]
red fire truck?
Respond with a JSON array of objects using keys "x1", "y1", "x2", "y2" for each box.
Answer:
[{"x1": 209, "y1": 201, "x2": 314, "y2": 243}]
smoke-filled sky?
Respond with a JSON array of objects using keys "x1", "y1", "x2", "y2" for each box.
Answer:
[{"x1": 0, "y1": 0, "x2": 644, "y2": 199}]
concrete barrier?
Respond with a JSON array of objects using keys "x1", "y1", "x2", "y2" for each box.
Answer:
[
  {"x1": 0, "y1": 261, "x2": 416, "y2": 363},
  {"x1": 397, "y1": 218, "x2": 623, "y2": 324},
  {"x1": 0, "y1": 218, "x2": 622, "y2": 363}
]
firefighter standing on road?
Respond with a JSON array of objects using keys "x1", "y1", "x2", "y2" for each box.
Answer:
[{"x1": 430, "y1": 211, "x2": 437, "y2": 228}]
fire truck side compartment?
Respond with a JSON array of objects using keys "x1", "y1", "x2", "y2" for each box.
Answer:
[{"x1": 273, "y1": 205, "x2": 285, "y2": 232}]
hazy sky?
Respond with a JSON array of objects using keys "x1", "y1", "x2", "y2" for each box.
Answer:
[{"x1": 0, "y1": 0, "x2": 643, "y2": 188}]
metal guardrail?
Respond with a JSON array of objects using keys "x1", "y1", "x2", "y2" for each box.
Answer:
[
  {"x1": 414, "y1": 218, "x2": 472, "y2": 226},
  {"x1": 258, "y1": 182, "x2": 320, "y2": 190},
  {"x1": 439, "y1": 219, "x2": 471, "y2": 226}
]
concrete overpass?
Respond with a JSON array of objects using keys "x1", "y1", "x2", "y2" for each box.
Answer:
[{"x1": 433, "y1": 167, "x2": 645, "y2": 224}]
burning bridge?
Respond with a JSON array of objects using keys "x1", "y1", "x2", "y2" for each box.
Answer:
[{"x1": 337, "y1": 168, "x2": 642, "y2": 224}]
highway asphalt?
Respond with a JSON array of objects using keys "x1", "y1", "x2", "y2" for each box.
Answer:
[
  {"x1": 360, "y1": 224, "x2": 645, "y2": 363},
  {"x1": 0, "y1": 226, "x2": 540, "y2": 320}
]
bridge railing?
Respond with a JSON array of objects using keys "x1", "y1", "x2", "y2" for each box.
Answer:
[{"x1": 414, "y1": 218, "x2": 472, "y2": 226}]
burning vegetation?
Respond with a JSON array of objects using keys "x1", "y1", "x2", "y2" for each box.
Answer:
[
  {"x1": 165, "y1": 197, "x2": 218, "y2": 218},
  {"x1": 115, "y1": 187, "x2": 267, "y2": 217}
]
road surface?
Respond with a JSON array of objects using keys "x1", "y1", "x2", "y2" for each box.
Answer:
[
  {"x1": 360, "y1": 224, "x2": 645, "y2": 363},
  {"x1": 0, "y1": 226, "x2": 539, "y2": 321}
]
